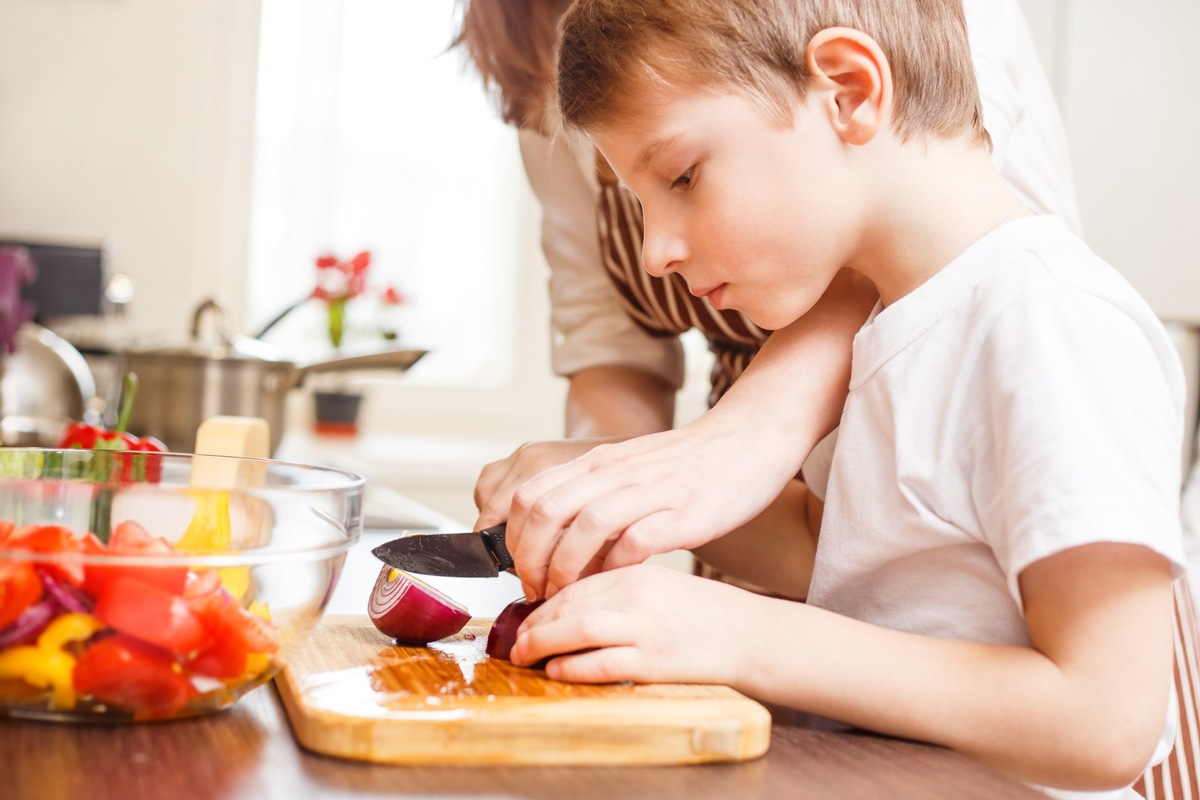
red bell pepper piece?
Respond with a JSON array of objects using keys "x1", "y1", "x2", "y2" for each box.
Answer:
[{"x1": 55, "y1": 373, "x2": 166, "y2": 483}]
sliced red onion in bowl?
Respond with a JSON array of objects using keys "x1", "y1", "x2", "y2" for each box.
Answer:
[
  {"x1": 367, "y1": 565, "x2": 471, "y2": 645},
  {"x1": 0, "y1": 600, "x2": 60, "y2": 648},
  {"x1": 485, "y1": 598, "x2": 544, "y2": 662},
  {"x1": 35, "y1": 566, "x2": 94, "y2": 614}
]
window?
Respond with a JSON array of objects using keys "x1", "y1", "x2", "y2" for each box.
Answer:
[{"x1": 247, "y1": 0, "x2": 524, "y2": 385}]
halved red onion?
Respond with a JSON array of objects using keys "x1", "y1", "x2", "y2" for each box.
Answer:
[
  {"x1": 0, "y1": 601, "x2": 59, "y2": 648},
  {"x1": 485, "y1": 598, "x2": 544, "y2": 662},
  {"x1": 367, "y1": 565, "x2": 470, "y2": 645}
]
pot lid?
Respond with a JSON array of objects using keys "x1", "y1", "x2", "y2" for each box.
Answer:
[
  {"x1": 134, "y1": 334, "x2": 294, "y2": 363},
  {"x1": 130, "y1": 298, "x2": 295, "y2": 364}
]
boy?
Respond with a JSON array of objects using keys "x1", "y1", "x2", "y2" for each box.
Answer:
[{"x1": 503, "y1": 1, "x2": 1186, "y2": 797}]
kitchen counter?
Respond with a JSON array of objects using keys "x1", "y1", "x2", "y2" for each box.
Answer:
[
  {"x1": 3, "y1": 684, "x2": 1044, "y2": 800},
  {"x1": 1, "y1": 496, "x2": 1045, "y2": 800}
]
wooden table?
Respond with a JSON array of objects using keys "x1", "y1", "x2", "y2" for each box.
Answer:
[{"x1": 3, "y1": 683, "x2": 1044, "y2": 800}]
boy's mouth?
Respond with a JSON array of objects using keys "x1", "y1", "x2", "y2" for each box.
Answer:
[{"x1": 690, "y1": 283, "x2": 727, "y2": 309}]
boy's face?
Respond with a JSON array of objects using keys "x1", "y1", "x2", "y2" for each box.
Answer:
[{"x1": 591, "y1": 84, "x2": 862, "y2": 330}]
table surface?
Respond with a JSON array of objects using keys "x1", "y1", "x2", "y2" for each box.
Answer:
[
  {"x1": 1, "y1": 500, "x2": 1046, "y2": 800},
  {"x1": 4, "y1": 685, "x2": 1045, "y2": 800}
]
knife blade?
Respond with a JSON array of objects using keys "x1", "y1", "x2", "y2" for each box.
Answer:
[{"x1": 371, "y1": 524, "x2": 514, "y2": 578}]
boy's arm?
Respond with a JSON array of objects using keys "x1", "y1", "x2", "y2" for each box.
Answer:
[
  {"x1": 515, "y1": 543, "x2": 1173, "y2": 790},
  {"x1": 506, "y1": 269, "x2": 876, "y2": 598},
  {"x1": 564, "y1": 365, "x2": 676, "y2": 438}
]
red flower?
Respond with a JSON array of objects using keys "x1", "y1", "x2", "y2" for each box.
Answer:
[
  {"x1": 311, "y1": 250, "x2": 371, "y2": 303},
  {"x1": 311, "y1": 250, "x2": 372, "y2": 348}
]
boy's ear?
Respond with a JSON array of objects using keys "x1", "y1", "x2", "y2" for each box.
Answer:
[{"x1": 806, "y1": 27, "x2": 892, "y2": 146}]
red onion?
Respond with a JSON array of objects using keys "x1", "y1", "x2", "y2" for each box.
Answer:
[
  {"x1": 35, "y1": 566, "x2": 94, "y2": 613},
  {"x1": 367, "y1": 566, "x2": 470, "y2": 645},
  {"x1": 0, "y1": 601, "x2": 59, "y2": 648},
  {"x1": 485, "y1": 598, "x2": 544, "y2": 662}
]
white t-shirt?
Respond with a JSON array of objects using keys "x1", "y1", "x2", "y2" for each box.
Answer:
[
  {"x1": 808, "y1": 215, "x2": 1186, "y2": 800},
  {"x1": 519, "y1": 0, "x2": 1081, "y2": 384}
]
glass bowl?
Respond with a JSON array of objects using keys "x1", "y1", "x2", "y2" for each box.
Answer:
[{"x1": 0, "y1": 447, "x2": 363, "y2": 722}]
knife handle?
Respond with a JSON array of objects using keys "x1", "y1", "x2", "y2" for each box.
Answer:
[{"x1": 480, "y1": 523, "x2": 514, "y2": 572}]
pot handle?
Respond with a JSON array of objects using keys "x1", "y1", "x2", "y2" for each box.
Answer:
[
  {"x1": 286, "y1": 348, "x2": 428, "y2": 390},
  {"x1": 191, "y1": 297, "x2": 232, "y2": 346}
]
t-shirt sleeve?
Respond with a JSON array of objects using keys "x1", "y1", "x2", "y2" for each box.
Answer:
[
  {"x1": 973, "y1": 284, "x2": 1187, "y2": 607},
  {"x1": 517, "y1": 129, "x2": 685, "y2": 388}
]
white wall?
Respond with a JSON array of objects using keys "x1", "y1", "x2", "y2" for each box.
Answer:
[
  {"x1": 1016, "y1": 0, "x2": 1200, "y2": 322},
  {"x1": 0, "y1": 0, "x2": 569, "y2": 523},
  {"x1": 0, "y1": 0, "x2": 261, "y2": 334}
]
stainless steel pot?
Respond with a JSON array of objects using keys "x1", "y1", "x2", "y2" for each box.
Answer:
[
  {"x1": 121, "y1": 299, "x2": 425, "y2": 454},
  {"x1": 0, "y1": 323, "x2": 97, "y2": 446}
]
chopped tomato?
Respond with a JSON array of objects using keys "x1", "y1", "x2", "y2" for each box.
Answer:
[
  {"x1": 0, "y1": 521, "x2": 14, "y2": 545},
  {"x1": 6, "y1": 525, "x2": 85, "y2": 586},
  {"x1": 0, "y1": 562, "x2": 43, "y2": 630},
  {"x1": 182, "y1": 575, "x2": 277, "y2": 678},
  {"x1": 183, "y1": 568, "x2": 222, "y2": 599},
  {"x1": 94, "y1": 577, "x2": 209, "y2": 656},
  {"x1": 239, "y1": 604, "x2": 280, "y2": 654},
  {"x1": 181, "y1": 580, "x2": 247, "y2": 678},
  {"x1": 73, "y1": 635, "x2": 198, "y2": 717},
  {"x1": 81, "y1": 521, "x2": 187, "y2": 598}
]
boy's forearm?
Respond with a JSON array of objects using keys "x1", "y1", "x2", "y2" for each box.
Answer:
[
  {"x1": 730, "y1": 568, "x2": 1171, "y2": 790},
  {"x1": 703, "y1": 269, "x2": 876, "y2": 463}
]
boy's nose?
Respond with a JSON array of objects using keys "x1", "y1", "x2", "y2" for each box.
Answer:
[{"x1": 640, "y1": 220, "x2": 687, "y2": 278}]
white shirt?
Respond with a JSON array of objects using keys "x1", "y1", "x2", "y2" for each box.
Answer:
[
  {"x1": 809, "y1": 215, "x2": 1186, "y2": 799},
  {"x1": 519, "y1": 0, "x2": 1081, "y2": 384}
]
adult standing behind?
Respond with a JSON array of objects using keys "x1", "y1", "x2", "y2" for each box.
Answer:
[{"x1": 457, "y1": 0, "x2": 1083, "y2": 595}]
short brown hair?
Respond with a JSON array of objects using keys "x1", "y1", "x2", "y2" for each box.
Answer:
[{"x1": 557, "y1": 0, "x2": 990, "y2": 147}]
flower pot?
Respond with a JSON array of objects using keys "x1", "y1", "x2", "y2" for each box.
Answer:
[{"x1": 313, "y1": 390, "x2": 363, "y2": 436}]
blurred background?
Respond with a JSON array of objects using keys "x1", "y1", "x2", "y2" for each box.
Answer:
[{"x1": 1, "y1": 0, "x2": 1198, "y2": 524}]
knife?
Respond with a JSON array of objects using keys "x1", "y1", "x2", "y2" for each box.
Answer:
[{"x1": 371, "y1": 524, "x2": 514, "y2": 578}]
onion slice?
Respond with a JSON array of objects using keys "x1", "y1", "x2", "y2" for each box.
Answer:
[
  {"x1": 485, "y1": 598, "x2": 544, "y2": 662},
  {"x1": 35, "y1": 567, "x2": 94, "y2": 614},
  {"x1": 0, "y1": 601, "x2": 59, "y2": 648},
  {"x1": 367, "y1": 565, "x2": 470, "y2": 645}
]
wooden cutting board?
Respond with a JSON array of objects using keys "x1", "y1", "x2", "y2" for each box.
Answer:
[{"x1": 275, "y1": 615, "x2": 771, "y2": 766}]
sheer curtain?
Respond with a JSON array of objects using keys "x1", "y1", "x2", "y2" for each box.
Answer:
[{"x1": 246, "y1": 0, "x2": 523, "y2": 385}]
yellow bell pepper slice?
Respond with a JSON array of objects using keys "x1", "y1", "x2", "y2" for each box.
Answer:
[
  {"x1": 177, "y1": 490, "x2": 251, "y2": 598},
  {"x1": 178, "y1": 490, "x2": 232, "y2": 550},
  {"x1": 37, "y1": 613, "x2": 105, "y2": 652},
  {"x1": 0, "y1": 647, "x2": 77, "y2": 709},
  {"x1": 0, "y1": 613, "x2": 104, "y2": 710}
]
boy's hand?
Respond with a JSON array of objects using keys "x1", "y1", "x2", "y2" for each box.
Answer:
[
  {"x1": 509, "y1": 564, "x2": 753, "y2": 685},
  {"x1": 473, "y1": 438, "x2": 622, "y2": 532},
  {"x1": 505, "y1": 414, "x2": 796, "y2": 599}
]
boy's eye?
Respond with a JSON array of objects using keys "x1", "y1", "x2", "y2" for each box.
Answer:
[{"x1": 671, "y1": 167, "x2": 695, "y2": 190}]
